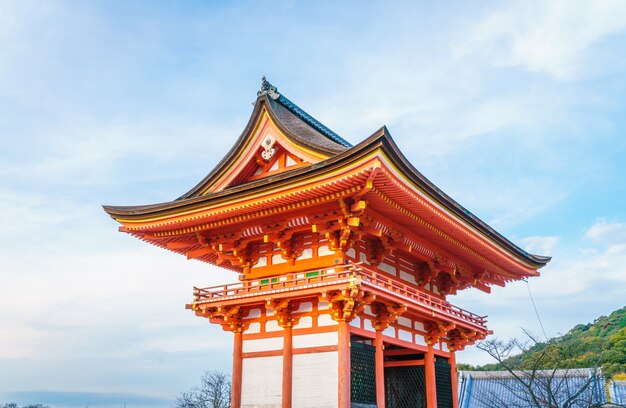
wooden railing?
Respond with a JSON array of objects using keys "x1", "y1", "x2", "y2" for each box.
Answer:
[{"x1": 191, "y1": 263, "x2": 487, "y2": 327}]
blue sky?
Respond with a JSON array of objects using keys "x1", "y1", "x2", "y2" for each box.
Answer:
[{"x1": 1, "y1": 1, "x2": 626, "y2": 406}]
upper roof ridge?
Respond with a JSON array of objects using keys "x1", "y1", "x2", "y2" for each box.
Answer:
[{"x1": 257, "y1": 77, "x2": 352, "y2": 148}]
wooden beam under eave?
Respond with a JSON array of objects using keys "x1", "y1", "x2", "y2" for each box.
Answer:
[
  {"x1": 167, "y1": 241, "x2": 198, "y2": 250},
  {"x1": 473, "y1": 282, "x2": 491, "y2": 293},
  {"x1": 187, "y1": 247, "x2": 214, "y2": 259}
]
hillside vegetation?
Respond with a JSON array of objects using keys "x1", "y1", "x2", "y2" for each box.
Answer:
[{"x1": 460, "y1": 306, "x2": 626, "y2": 378}]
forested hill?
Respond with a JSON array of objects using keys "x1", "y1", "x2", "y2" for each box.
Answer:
[{"x1": 460, "y1": 306, "x2": 626, "y2": 379}]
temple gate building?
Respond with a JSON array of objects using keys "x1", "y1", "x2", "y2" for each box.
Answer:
[{"x1": 104, "y1": 79, "x2": 550, "y2": 408}]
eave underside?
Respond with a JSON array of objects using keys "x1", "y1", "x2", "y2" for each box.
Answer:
[{"x1": 112, "y1": 158, "x2": 544, "y2": 292}]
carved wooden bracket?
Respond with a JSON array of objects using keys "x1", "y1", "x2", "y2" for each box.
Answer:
[
  {"x1": 266, "y1": 298, "x2": 300, "y2": 328},
  {"x1": 445, "y1": 328, "x2": 487, "y2": 351},
  {"x1": 320, "y1": 278, "x2": 376, "y2": 322},
  {"x1": 370, "y1": 301, "x2": 407, "y2": 331},
  {"x1": 196, "y1": 305, "x2": 249, "y2": 333},
  {"x1": 424, "y1": 320, "x2": 456, "y2": 346}
]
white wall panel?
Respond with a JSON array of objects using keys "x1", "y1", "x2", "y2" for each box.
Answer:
[
  {"x1": 397, "y1": 316, "x2": 412, "y2": 328},
  {"x1": 295, "y1": 302, "x2": 313, "y2": 313},
  {"x1": 241, "y1": 356, "x2": 282, "y2": 408},
  {"x1": 293, "y1": 352, "x2": 338, "y2": 408},
  {"x1": 243, "y1": 337, "x2": 283, "y2": 353},
  {"x1": 293, "y1": 331, "x2": 338, "y2": 349},
  {"x1": 317, "y1": 314, "x2": 337, "y2": 326},
  {"x1": 246, "y1": 322, "x2": 261, "y2": 334},
  {"x1": 265, "y1": 320, "x2": 281, "y2": 332},
  {"x1": 296, "y1": 315, "x2": 313, "y2": 329},
  {"x1": 378, "y1": 262, "x2": 396, "y2": 275},
  {"x1": 350, "y1": 316, "x2": 361, "y2": 328},
  {"x1": 398, "y1": 329, "x2": 413, "y2": 342}
]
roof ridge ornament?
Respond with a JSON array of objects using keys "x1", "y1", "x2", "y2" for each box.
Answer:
[{"x1": 258, "y1": 76, "x2": 280, "y2": 100}]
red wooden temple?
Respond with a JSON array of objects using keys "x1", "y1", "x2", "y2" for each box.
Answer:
[{"x1": 104, "y1": 78, "x2": 550, "y2": 408}]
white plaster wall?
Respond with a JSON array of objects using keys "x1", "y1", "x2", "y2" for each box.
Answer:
[
  {"x1": 265, "y1": 320, "x2": 281, "y2": 332},
  {"x1": 243, "y1": 337, "x2": 283, "y2": 353},
  {"x1": 350, "y1": 316, "x2": 361, "y2": 328},
  {"x1": 292, "y1": 351, "x2": 338, "y2": 408},
  {"x1": 397, "y1": 316, "x2": 412, "y2": 328},
  {"x1": 297, "y1": 248, "x2": 313, "y2": 260},
  {"x1": 363, "y1": 318, "x2": 375, "y2": 332},
  {"x1": 383, "y1": 326, "x2": 395, "y2": 337},
  {"x1": 246, "y1": 308, "x2": 261, "y2": 319},
  {"x1": 317, "y1": 314, "x2": 337, "y2": 326},
  {"x1": 319, "y1": 245, "x2": 335, "y2": 256},
  {"x1": 296, "y1": 315, "x2": 313, "y2": 329},
  {"x1": 399, "y1": 270, "x2": 417, "y2": 284},
  {"x1": 246, "y1": 322, "x2": 261, "y2": 334},
  {"x1": 415, "y1": 333, "x2": 427, "y2": 346},
  {"x1": 293, "y1": 331, "x2": 338, "y2": 349},
  {"x1": 344, "y1": 248, "x2": 356, "y2": 258},
  {"x1": 241, "y1": 356, "x2": 282, "y2": 408},
  {"x1": 295, "y1": 302, "x2": 313, "y2": 313},
  {"x1": 398, "y1": 329, "x2": 413, "y2": 343},
  {"x1": 378, "y1": 262, "x2": 396, "y2": 275}
]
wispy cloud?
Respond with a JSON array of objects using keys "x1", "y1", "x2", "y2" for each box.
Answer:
[{"x1": 453, "y1": 0, "x2": 626, "y2": 80}]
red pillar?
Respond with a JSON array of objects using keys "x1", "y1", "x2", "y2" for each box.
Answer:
[
  {"x1": 338, "y1": 320, "x2": 351, "y2": 408},
  {"x1": 425, "y1": 345, "x2": 438, "y2": 408},
  {"x1": 374, "y1": 330, "x2": 385, "y2": 408},
  {"x1": 282, "y1": 326, "x2": 293, "y2": 408},
  {"x1": 449, "y1": 351, "x2": 459, "y2": 408},
  {"x1": 231, "y1": 331, "x2": 243, "y2": 408}
]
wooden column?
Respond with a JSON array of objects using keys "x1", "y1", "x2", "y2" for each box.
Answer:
[
  {"x1": 425, "y1": 345, "x2": 438, "y2": 408},
  {"x1": 449, "y1": 351, "x2": 459, "y2": 408},
  {"x1": 282, "y1": 326, "x2": 293, "y2": 408},
  {"x1": 338, "y1": 320, "x2": 351, "y2": 408},
  {"x1": 374, "y1": 330, "x2": 385, "y2": 408},
  {"x1": 231, "y1": 331, "x2": 243, "y2": 408}
]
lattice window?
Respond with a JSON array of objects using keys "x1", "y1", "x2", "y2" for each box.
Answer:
[
  {"x1": 385, "y1": 365, "x2": 427, "y2": 408},
  {"x1": 351, "y1": 341, "x2": 377, "y2": 406},
  {"x1": 435, "y1": 359, "x2": 453, "y2": 408}
]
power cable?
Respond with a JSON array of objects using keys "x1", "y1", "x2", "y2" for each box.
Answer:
[{"x1": 524, "y1": 278, "x2": 549, "y2": 341}]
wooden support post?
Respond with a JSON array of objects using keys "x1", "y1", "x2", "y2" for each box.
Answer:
[
  {"x1": 231, "y1": 331, "x2": 243, "y2": 408},
  {"x1": 449, "y1": 351, "x2": 459, "y2": 408},
  {"x1": 282, "y1": 326, "x2": 293, "y2": 408},
  {"x1": 338, "y1": 321, "x2": 351, "y2": 408},
  {"x1": 374, "y1": 330, "x2": 385, "y2": 408},
  {"x1": 425, "y1": 346, "x2": 438, "y2": 408}
]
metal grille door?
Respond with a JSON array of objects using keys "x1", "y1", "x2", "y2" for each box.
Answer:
[
  {"x1": 435, "y1": 359, "x2": 453, "y2": 408},
  {"x1": 351, "y1": 341, "x2": 377, "y2": 406},
  {"x1": 385, "y1": 365, "x2": 427, "y2": 408}
]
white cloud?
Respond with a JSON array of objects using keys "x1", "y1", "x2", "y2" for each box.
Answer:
[
  {"x1": 453, "y1": 0, "x2": 626, "y2": 80},
  {"x1": 519, "y1": 235, "x2": 560, "y2": 256},
  {"x1": 584, "y1": 219, "x2": 626, "y2": 247}
]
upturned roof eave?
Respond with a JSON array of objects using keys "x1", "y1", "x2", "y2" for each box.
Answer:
[
  {"x1": 370, "y1": 127, "x2": 551, "y2": 268},
  {"x1": 103, "y1": 127, "x2": 549, "y2": 269},
  {"x1": 102, "y1": 127, "x2": 381, "y2": 218}
]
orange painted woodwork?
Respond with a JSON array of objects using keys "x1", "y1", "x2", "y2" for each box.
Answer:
[
  {"x1": 374, "y1": 330, "x2": 386, "y2": 408},
  {"x1": 104, "y1": 78, "x2": 550, "y2": 408},
  {"x1": 338, "y1": 321, "x2": 351, "y2": 408},
  {"x1": 425, "y1": 346, "x2": 438, "y2": 408},
  {"x1": 231, "y1": 331, "x2": 243, "y2": 408}
]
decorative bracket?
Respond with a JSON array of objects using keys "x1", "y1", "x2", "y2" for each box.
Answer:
[
  {"x1": 266, "y1": 298, "x2": 300, "y2": 328},
  {"x1": 371, "y1": 302, "x2": 407, "y2": 331}
]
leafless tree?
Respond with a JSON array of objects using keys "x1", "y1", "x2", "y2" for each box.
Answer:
[
  {"x1": 465, "y1": 332, "x2": 606, "y2": 408},
  {"x1": 175, "y1": 370, "x2": 231, "y2": 408}
]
